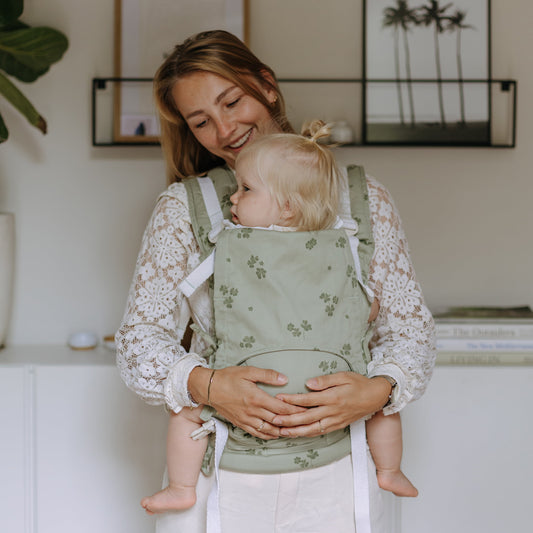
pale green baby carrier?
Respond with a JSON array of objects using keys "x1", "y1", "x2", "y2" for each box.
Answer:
[{"x1": 181, "y1": 165, "x2": 375, "y2": 533}]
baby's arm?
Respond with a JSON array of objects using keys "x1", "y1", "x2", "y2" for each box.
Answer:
[{"x1": 141, "y1": 406, "x2": 207, "y2": 513}]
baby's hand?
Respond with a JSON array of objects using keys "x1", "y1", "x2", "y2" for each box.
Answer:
[{"x1": 368, "y1": 298, "x2": 380, "y2": 323}]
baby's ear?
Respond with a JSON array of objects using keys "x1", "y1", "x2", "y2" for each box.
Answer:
[{"x1": 280, "y1": 200, "x2": 295, "y2": 222}]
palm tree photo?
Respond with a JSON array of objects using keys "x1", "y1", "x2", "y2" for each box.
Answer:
[
  {"x1": 418, "y1": 0, "x2": 453, "y2": 127},
  {"x1": 382, "y1": 0, "x2": 419, "y2": 126},
  {"x1": 446, "y1": 9, "x2": 474, "y2": 125}
]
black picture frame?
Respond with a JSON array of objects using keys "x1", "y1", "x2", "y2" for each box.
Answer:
[{"x1": 363, "y1": 0, "x2": 491, "y2": 146}]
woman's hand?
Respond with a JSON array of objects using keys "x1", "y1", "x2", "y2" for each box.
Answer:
[
  {"x1": 188, "y1": 366, "x2": 307, "y2": 440},
  {"x1": 270, "y1": 373, "x2": 392, "y2": 438}
]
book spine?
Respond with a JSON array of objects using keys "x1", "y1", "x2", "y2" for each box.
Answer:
[
  {"x1": 436, "y1": 322, "x2": 533, "y2": 339},
  {"x1": 437, "y1": 351, "x2": 533, "y2": 365},
  {"x1": 437, "y1": 338, "x2": 533, "y2": 352}
]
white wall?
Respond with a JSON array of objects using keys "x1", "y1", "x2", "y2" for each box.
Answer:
[{"x1": 1, "y1": 0, "x2": 532, "y2": 345}]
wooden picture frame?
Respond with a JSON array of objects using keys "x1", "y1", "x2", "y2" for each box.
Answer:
[{"x1": 113, "y1": 0, "x2": 249, "y2": 144}]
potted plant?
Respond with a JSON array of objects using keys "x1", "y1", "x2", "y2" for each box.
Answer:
[
  {"x1": 0, "y1": 0, "x2": 68, "y2": 142},
  {"x1": 0, "y1": 0, "x2": 68, "y2": 347}
]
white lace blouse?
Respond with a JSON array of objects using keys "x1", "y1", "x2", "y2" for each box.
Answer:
[{"x1": 116, "y1": 174, "x2": 436, "y2": 416}]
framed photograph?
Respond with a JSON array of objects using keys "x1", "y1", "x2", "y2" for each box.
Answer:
[
  {"x1": 113, "y1": 0, "x2": 248, "y2": 143},
  {"x1": 363, "y1": 0, "x2": 491, "y2": 145}
]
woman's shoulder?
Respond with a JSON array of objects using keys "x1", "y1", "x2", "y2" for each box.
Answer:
[
  {"x1": 158, "y1": 181, "x2": 188, "y2": 203},
  {"x1": 151, "y1": 181, "x2": 192, "y2": 227},
  {"x1": 362, "y1": 174, "x2": 399, "y2": 218}
]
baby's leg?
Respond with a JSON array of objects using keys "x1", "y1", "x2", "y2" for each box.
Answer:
[
  {"x1": 366, "y1": 410, "x2": 418, "y2": 497},
  {"x1": 141, "y1": 405, "x2": 208, "y2": 514}
]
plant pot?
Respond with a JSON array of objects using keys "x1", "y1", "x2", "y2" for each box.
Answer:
[{"x1": 0, "y1": 212, "x2": 15, "y2": 348}]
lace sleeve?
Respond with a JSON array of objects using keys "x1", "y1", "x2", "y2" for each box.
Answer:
[
  {"x1": 115, "y1": 184, "x2": 209, "y2": 411},
  {"x1": 365, "y1": 176, "x2": 437, "y2": 414}
]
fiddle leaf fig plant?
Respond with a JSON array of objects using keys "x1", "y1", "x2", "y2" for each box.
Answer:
[{"x1": 0, "y1": 0, "x2": 68, "y2": 142}]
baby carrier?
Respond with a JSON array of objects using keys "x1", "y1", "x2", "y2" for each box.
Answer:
[{"x1": 181, "y1": 164, "x2": 375, "y2": 533}]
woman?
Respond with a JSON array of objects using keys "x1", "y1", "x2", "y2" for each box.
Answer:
[{"x1": 116, "y1": 30, "x2": 436, "y2": 533}]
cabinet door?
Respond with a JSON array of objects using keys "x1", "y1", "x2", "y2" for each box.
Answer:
[
  {"x1": 400, "y1": 366, "x2": 533, "y2": 533},
  {"x1": 35, "y1": 365, "x2": 168, "y2": 533},
  {"x1": 0, "y1": 366, "x2": 27, "y2": 532}
]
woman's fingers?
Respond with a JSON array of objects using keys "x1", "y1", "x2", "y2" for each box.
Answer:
[
  {"x1": 270, "y1": 372, "x2": 391, "y2": 437},
  {"x1": 205, "y1": 366, "x2": 306, "y2": 438}
]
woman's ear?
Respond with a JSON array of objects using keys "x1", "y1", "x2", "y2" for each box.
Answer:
[{"x1": 259, "y1": 69, "x2": 278, "y2": 105}]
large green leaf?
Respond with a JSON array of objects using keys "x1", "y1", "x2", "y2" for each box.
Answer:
[
  {"x1": 0, "y1": 112, "x2": 8, "y2": 142},
  {"x1": 0, "y1": 70, "x2": 45, "y2": 133},
  {"x1": 0, "y1": 26, "x2": 68, "y2": 82},
  {"x1": 0, "y1": 0, "x2": 23, "y2": 26}
]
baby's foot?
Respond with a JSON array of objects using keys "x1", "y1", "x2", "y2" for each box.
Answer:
[
  {"x1": 377, "y1": 470, "x2": 419, "y2": 497},
  {"x1": 141, "y1": 485, "x2": 197, "y2": 514}
]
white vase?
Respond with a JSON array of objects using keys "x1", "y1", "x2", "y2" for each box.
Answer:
[{"x1": 0, "y1": 213, "x2": 15, "y2": 348}]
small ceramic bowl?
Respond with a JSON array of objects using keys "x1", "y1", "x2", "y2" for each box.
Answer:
[{"x1": 67, "y1": 331, "x2": 98, "y2": 350}]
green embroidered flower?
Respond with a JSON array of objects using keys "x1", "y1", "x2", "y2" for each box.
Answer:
[
  {"x1": 320, "y1": 293, "x2": 338, "y2": 316},
  {"x1": 346, "y1": 265, "x2": 357, "y2": 288},
  {"x1": 319, "y1": 360, "x2": 338, "y2": 374},
  {"x1": 305, "y1": 238, "x2": 317, "y2": 250},
  {"x1": 301, "y1": 320, "x2": 312, "y2": 332},
  {"x1": 287, "y1": 323, "x2": 302, "y2": 337},
  {"x1": 294, "y1": 449, "x2": 320, "y2": 469},
  {"x1": 237, "y1": 228, "x2": 253, "y2": 239},
  {"x1": 247, "y1": 255, "x2": 267, "y2": 279},
  {"x1": 340, "y1": 344, "x2": 351, "y2": 356},
  {"x1": 240, "y1": 336, "x2": 256, "y2": 349},
  {"x1": 335, "y1": 236, "x2": 347, "y2": 248},
  {"x1": 219, "y1": 285, "x2": 238, "y2": 308}
]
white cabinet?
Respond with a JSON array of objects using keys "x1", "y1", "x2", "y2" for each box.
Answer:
[
  {"x1": 2, "y1": 348, "x2": 531, "y2": 533},
  {"x1": 0, "y1": 346, "x2": 168, "y2": 533},
  {"x1": 0, "y1": 365, "x2": 26, "y2": 532},
  {"x1": 400, "y1": 365, "x2": 533, "y2": 533}
]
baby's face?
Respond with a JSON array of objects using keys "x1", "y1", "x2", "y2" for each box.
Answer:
[{"x1": 230, "y1": 159, "x2": 284, "y2": 228}]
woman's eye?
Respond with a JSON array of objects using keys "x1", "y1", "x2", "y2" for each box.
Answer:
[
  {"x1": 243, "y1": 185, "x2": 250, "y2": 192},
  {"x1": 227, "y1": 97, "x2": 241, "y2": 108},
  {"x1": 194, "y1": 119, "x2": 207, "y2": 129}
]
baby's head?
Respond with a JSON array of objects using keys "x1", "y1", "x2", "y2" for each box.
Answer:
[{"x1": 231, "y1": 120, "x2": 340, "y2": 231}]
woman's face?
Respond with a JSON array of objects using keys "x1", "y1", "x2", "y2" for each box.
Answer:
[{"x1": 172, "y1": 71, "x2": 280, "y2": 169}]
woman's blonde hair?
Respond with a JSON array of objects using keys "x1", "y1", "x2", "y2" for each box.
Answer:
[
  {"x1": 153, "y1": 30, "x2": 294, "y2": 183},
  {"x1": 236, "y1": 120, "x2": 340, "y2": 231}
]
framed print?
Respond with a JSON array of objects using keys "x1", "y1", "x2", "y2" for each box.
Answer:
[
  {"x1": 113, "y1": 0, "x2": 248, "y2": 143},
  {"x1": 363, "y1": 0, "x2": 491, "y2": 145}
]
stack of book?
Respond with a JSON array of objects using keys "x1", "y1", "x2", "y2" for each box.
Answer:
[{"x1": 434, "y1": 306, "x2": 533, "y2": 365}]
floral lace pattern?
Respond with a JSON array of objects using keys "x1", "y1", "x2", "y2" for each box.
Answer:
[{"x1": 116, "y1": 174, "x2": 436, "y2": 415}]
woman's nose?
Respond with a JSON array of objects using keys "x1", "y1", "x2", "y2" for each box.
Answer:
[{"x1": 215, "y1": 116, "x2": 236, "y2": 141}]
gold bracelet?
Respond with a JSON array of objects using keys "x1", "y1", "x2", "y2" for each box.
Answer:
[{"x1": 206, "y1": 369, "x2": 216, "y2": 406}]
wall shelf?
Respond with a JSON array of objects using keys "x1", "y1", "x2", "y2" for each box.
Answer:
[{"x1": 92, "y1": 77, "x2": 516, "y2": 148}]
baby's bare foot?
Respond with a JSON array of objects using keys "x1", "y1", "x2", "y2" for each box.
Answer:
[
  {"x1": 141, "y1": 485, "x2": 197, "y2": 514},
  {"x1": 377, "y1": 470, "x2": 419, "y2": 497}
]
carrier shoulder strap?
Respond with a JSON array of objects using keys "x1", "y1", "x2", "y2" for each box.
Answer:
[
  {"x1": 183, "y1": 165, "x2": 237, "y2": 261},
  {"x1": 345, "y1": 165, "x2": 375, "y2": 284}
]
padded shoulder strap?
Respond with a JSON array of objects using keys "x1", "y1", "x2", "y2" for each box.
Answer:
[
  {"x1": 183, "y1": 165, "x2": 237, "y2": 260},
  {"x1": 346, "y1": 165, "x2": 375, "y2": 284}
]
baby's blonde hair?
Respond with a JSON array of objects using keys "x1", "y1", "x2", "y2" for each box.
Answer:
[{"x1": 236, "y1": 120, "x2": 340, "y2": 231}]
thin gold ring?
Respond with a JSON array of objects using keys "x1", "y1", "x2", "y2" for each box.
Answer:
[
  {"x1": 318, "y1": 420, "x2": 325, "y2": 433},
  {"x1": 258, "y1": 421, "x2": 266, "y2": 432}
]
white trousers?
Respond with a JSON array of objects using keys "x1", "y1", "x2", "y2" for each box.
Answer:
[{"x1": 156, "y1": 452, "x2": 387, "y2": 533}]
